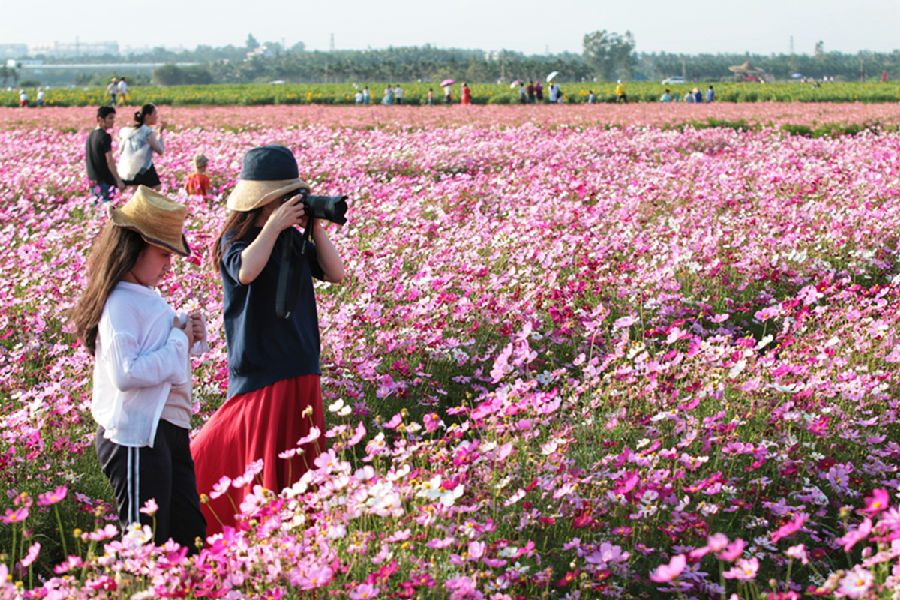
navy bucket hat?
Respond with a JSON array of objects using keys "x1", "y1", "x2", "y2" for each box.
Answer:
[{"x1": 226, "y1": 145, "x2": 310, "y2": 212}]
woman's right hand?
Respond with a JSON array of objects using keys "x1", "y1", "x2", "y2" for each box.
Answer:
[{"x1": 264, "y1": 196, "x2": 307, "y2": 233}]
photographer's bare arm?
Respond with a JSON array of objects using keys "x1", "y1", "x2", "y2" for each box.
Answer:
[
  {"x1": 239, "y1": 198, "x2": 345, "y2": 285},
  {"x1": 311, "y1": 220, "x2": 345, "y2": 283}
]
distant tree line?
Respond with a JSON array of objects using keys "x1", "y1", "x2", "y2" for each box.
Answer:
[{"x1": 15, "y1": 32, "x2": 900, "y2": 86}]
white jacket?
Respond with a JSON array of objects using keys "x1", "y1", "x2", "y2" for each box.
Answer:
[
  {"x1": 92, "y1": 282, "x2": 189, "y2": 447},
  {"x1": 117, "y1": 125, "x2": 160, "y2": 180}
]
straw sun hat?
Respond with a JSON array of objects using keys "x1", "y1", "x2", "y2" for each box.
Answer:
[
  {"x1": 227, "y1": 145, "x2": 310, "y2": 212},
  {"x1": 107, "y1": 185, "x2": 190, "y2": 256}
]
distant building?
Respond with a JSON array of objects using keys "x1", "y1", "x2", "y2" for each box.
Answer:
[
  {"x1": 245, "y1": 47, "x2": 274, "y2": 60},
  {"x1": 29, "y1": 41, "x2": 119, "y2": 58},
  {"x1": 0, "y1": 44, "x2": 28, "y2": 59},
  {"x1": 122, "y1": 44, "x2": 189, "y2": 55}
]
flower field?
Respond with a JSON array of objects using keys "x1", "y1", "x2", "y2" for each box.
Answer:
[{"x1": 2, "y1": 104, "x2": 900, "y2": 599}]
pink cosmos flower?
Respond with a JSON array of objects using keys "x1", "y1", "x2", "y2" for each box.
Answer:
[
  {"x1": 349, "y1": 583, "x2": 380, "y2": 600},
  {"x1": 36, "y1": 485, "x2": 67, "y2": 506},
  {"x1": 862, "y1": 488, "x2": 890, "y2": 515},
  {"x1": 383, "y1": 413, "x2": 403, "y2": 429},
  {"x1": 717, "y1": 538, "x2": 745, "y2": 561},
  {"x1": 233, "y1": 458, "x2": 264, "y2": 488},
  {"x1": 723, "y1": 557, "x2": 759, "y2": 580},
  {"x1": 296, "y1": 427, "x2": 321, "y2": 446},
  {"x1": 292, "y1": 565, "x2": 333, "y2": 590},
  {"x1": 81, "y1": 524, "x2": 118, "y2": 542},
  {"x1": 649, "y1": 554, "x2": 686, "y2": 582},
  {"x1": 754, "y1": 305, "x2": 780, "y2": 321},
  {"x1": 613, "y1": 315, "x2": 638, "y2": 329},
  {"x1": 139, "y1": 498, "x2": 158, "y2": 515},
  {"x1": 210, "y1": 475, "x2": 232, "y2": 499},
  {"x1": 771, "y1": 514, "x2": 805, "y2": 543},
  {"x1": 348, "y1": 420, "x2": 366, "y2": 446},
  {"x1": 707, "y1": 533, "x2": 729, "y2": 552},
  {"x1": 1, "y1": 507, "x2": 28, "y2": 524},
  {"x1": 490, "y1": 343, "x2": 514, "y2": 382},
  {"x1": 423, "y1": 413, "x2": 442, "y2": 432},
  {"x1": 20, "y1": 542, "x2": 40, "y2": 567},
  {"x1": 467, "y1": 540, "x2": 486, "y2": 560},
  {"x1": 839, "y1": 567, "x2": 873, "y2": 598},
  {"x1": 444, "y1": 575, "x2": 478, "y2": 600},
  {"x1": 426, "y1": 536, "x2": 455, "y2": 549},
  {"x1": 785, "y1": 544, "x2": 809, "y2": 565},
  {"x1": 838, "y1": 517, "x2": 873, "y2": 552}
]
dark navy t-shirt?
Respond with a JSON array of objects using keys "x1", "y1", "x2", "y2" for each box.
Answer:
[
  {"x1": 86, "y1": 128, "x2": 116, "y2": 185},
  {"x1": 220, "y1": 227, "x2": 325, "y2": 399}
]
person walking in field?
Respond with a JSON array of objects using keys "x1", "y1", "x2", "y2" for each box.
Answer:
[
  {"x1": 706, "y1": 85, "x2": 715, "y2": 103},
  {"x1": 70, "y1": 186, "x2": 207, "y2": 552},
  {"x1": 117, "y1": 77, "x2": 129, "y2": 106},
  {"x1": 107, "y1": 78, "x2": 118, "y2": 106},
  {"x1": 86, "y1": 106, "x2": 125, "y2": 204},
  {"x1": 534, "y1": 80, "x2": 543, "y2": 102},
  {"x1": 526, "y1": 81, "x2": 535, "y2": 103},
  {"x1": 117, "y1": 104, "x2": 166, "y2": 191},
  {"x1": 615, "y1": 80, "x2": 627, "y2": 103},
  {"x1": 518, "y1": 82, "x2": 527, "y2": 104},
  {"x1": 19, "y1": 89, "x2": 28, "y2": 107},
  {"x1": 443, "y1": 83, "x2": 452, "y2": 104},
  {"x1": 461, "y1": 82, "x2": 471, "y2": 105},
  {"x1": 394, "y1": 84, "x2": 403, "y2": 104},
  {"x1": 381, "y1": 86, "x2": 394, "y2": 105},
  {"x1": 192, "y1": 145, "x2": 345, "y2": 536},
  {"x1": 362, "y1": 85, "x2": 371, "y2": 105}
]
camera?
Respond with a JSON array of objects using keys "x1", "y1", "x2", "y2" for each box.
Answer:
[{"x1": 283, "y1": 189, "x2": 348, "y2": 225}]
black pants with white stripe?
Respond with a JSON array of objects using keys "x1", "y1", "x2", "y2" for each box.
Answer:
[{"x1": 95, "y1": 420, "x2": 206, "y2": 552}]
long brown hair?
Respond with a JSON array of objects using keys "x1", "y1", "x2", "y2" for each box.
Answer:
[
  {"x1": 210, "y1": 207, "x2": 264, "y2": 268},
  {"x1": 70, "y1": 223, "x2": 146, "y2": 354}
]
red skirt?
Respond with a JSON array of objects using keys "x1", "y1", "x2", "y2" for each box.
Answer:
[{"x1": 190, "y1": 374, "x2": 325, "y2": 536}]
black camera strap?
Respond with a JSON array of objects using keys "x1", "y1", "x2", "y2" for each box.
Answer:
[{"x1": 274, "y1": 220, "x2": 313, "y2": 320}]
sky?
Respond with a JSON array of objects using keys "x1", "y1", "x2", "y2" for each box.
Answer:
[{"x1": 6, "y1": 0, "x2": 899, "y2": 56}]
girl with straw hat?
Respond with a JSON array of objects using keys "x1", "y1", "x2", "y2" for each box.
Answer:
[
  {"x1": 71, "y1": 185, "x2": 207, "y2": 551},
  {"x1": 192, "y1": 145, "x2": 345, "y2": 535}
]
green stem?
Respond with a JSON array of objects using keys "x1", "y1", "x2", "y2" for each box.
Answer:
[
  {"x1": 10, "y1": 525, "x2": 17, "y2": 576},
  {"x1": 54, "y1": 505, "x2": 68, "y2": 558}
]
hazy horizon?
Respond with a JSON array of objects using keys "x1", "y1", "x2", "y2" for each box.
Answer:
[{"x1": 7, "y1": 0, "x2": 899, "y2": 56}]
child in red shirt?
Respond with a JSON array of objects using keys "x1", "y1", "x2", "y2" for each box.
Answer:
[{"x1": 185, "y1": 153, "x2": 211, "y2": 196}]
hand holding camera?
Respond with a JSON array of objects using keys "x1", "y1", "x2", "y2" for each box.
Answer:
[{"x1": 267, "y1": 194, "x2": 308, "y2": 233}]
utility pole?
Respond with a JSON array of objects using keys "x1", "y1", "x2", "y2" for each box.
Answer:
[
  {"x1": 330, "y1": 33, "x2": 335, "y2": 52},
  {"x1": 681, "y1": 58, "x2": 686, "y2": 80},
  {"x1": 859, "y1": 52, "x2": 864, "y2": 81},
  {"x1": 789, "y1": 35, "x2": 794, "y2": 55}
]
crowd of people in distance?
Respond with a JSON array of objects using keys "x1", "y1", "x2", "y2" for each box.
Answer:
[
  {"x1": 18, "y1": 75, "x2": 725, "y2": 109},
  {"x1": 658, "y1": 85, "x2": 715, "y2": 103}
]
